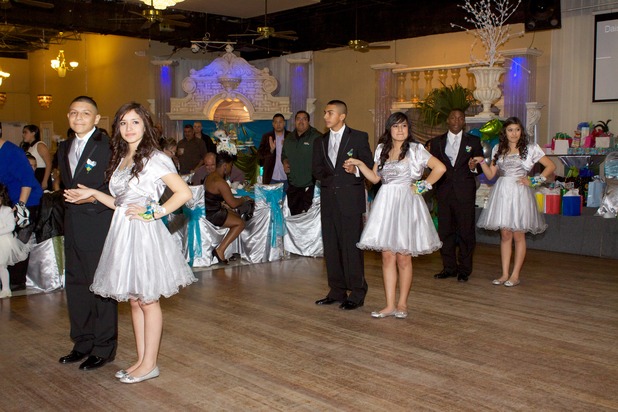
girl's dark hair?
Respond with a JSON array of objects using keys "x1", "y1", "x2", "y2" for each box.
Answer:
[
  {"x1": 0, "y1": 183, "x2": 10, "y2": 207},
  {"x1": 20, "y1": 124, "x2": 41, "y2": 151},
  {"x1": 161, "y1": 137, "x2": 177, "y2": 152},
  {"x1": 377, "y1": 112, "x2": 416, "y2": 170},
  {"x1": 216, "y1": 151, "x2": 237, "y2": 167},
  {"x1": 492, "y1": 117, "x2": 528, "y2": 165},
  {"x1": 106, "y1": 102, "x2": 159, "y2": 182}
]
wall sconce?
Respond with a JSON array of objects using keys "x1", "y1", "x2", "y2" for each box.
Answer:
[
  {"x1": 0, "y1": 69, "x2": 10, "y2": 86},
  {"x1": 141, "y1": 0, "x2": 184, "y2": 10},
  {"x1": 0, "y1": 92, "x2": 6, "y2": 108},
  {"x1": 37, "y1": 94, "x2": 53, "y2": 109},
  {"x1": 51, "y1": 50, "x2": 79, "y2": 78}
]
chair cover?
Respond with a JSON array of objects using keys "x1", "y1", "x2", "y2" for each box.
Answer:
[
  {"x1": 235, "y1": 183, "x2": 284, "y2": 263},
  {"x1": 26, "y1": 235, "x2": 65, "y2": 292},
  {"x1": 283, "y1": 185, "x2": 323, "y2": 257}
]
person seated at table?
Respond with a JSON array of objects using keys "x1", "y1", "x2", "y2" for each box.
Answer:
[
  {"x1": 204, "y1": 150, "x2": 247, "y2": 264},
  {"x1": 190, "y1": 152, "x2": 216, "y2": 185}
]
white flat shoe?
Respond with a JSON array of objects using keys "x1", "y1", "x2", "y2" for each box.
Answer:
[
  {"x1": 119, "y1": 366, "x2": 159, "y2": 384},
  {"x1": 492, "y1": 279, "x2": 505, "y2": 285},
  {"x1": 0, "y1": 290, "x2": 12, "y2": 299},
  {"x1": 371, "y1": 310, "x2": 396, "y2": 318},
  {"x1": 394, "y1": 311, "x2": 408, "y2": 319},
  {"x1": 504, "y1": 280, "x2": 520, "y2": 287},
  {"x1": 115, "y1": 369, "x2": 128, "y2": 379}
]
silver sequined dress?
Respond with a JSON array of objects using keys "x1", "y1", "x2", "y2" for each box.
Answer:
[
  {"x1": 357, "y1": 143, "x2": 442, "y2": 256},
  {"x1": 90, "y1": 151, "x2": 196, "y2": 303},
  {"x1": 477, "y1": 143, "x2": 548, "y2": 234}
]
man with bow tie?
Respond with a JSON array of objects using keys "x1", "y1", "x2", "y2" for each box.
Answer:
[{"x1": 312, "y1": 100, "x2": 373, "y2": 310}]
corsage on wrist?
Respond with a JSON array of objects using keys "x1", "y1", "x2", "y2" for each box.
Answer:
[
  {"x1": 414, "y1": 180, "x2": 432, "y2": 195},
  {"x1": 138, "y1": 199, "x2": 166, "y2": 221},
  {"x1": 528, "y1": 175, "x2": 547, "y2": 188}
]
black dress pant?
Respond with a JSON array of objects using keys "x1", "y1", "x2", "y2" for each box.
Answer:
[{"x1": 65, "y1": 244, "x2": 118, "y2": 359}]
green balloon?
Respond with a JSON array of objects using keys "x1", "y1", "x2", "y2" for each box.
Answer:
[{"x1": 479, "y1": 119, "x2": 502, "y2": 141}]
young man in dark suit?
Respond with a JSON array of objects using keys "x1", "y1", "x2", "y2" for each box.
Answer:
[
  {"x1": 312, "y1": 100, "x2": 374, "y2": 310},
  {"x1": 57, "y1": 96, "x2": 117, "y2": 370},
  {"x1": 429, "y1": 108, "x2": 483, "y2": 282}
]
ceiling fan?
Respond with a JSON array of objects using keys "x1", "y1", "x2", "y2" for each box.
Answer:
[
  {"x1": 111, "y1": 0, "x2": 190, "y2": 30},
  {"x1": 229, "y1": 0, "x2": 298, "y2": 41},
  {"x1": 0, "y1": 0, "x2": 53, "y2": 9},
  {"x1": 347, "y1": 3, "x2": 390, "y2": 53}
]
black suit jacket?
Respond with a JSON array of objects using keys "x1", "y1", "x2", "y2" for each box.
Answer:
[
  {"x1": 257, "y1": 130, "x2": 292, "y2": 184},
  {"x1": 429, "y1": 132, "x2": 483, "y2": 204},
  {"x1": 58, "y1": 128, "x2": 113, "y2": 253},
  {"x1": 312, "y1": 126, "x2": 373, "y2": 216}
]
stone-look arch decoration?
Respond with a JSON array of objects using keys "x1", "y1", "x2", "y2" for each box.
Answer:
[{"x1": 168, "y1": 44, "x2": 291, "y2": 121}]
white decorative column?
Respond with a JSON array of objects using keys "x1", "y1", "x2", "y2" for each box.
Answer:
[
  {"x1": 151, "y1": 59, "x2": 177, "y2": 140},
  {"x1": 525, "y1": 102, "x2": 544, "y2": 144},
  {"x1": 501, "y1": 48, "x2": 543, "y2": 123},
  {"x1": 287, "y1": 57, "x2": 311, "y2": 117},
  {"x1": 371, "y1": 63, "x2": 405, "y2": 146}
]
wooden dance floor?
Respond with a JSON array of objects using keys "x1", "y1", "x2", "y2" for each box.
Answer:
[{"x1": 1, "y1": 244, "x2": 617, "y2": 411}]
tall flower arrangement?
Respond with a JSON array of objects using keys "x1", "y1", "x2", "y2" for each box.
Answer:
[{"x1": 451, "y1": 0, "x2": 523, "y2": 67}]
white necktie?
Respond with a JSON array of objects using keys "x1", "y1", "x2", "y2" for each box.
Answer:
[
  {"x1": 447, "y1": 136, "x2": 459, "y2": 166},
  {"x1": 329, "y1": 133, "x2": 340, "y2": 165}
]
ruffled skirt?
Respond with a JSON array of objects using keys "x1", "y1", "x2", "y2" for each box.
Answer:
[
  {"x1": 477, "y1": 176, "x2": 548, "y2": 234},
  {"x1": 357, "y1": 184, "x2": 442, "y2": 256},
  {"x1": 0, "y1": 233, "x2": 29, "y2": 267},
  {"x1": 91, "y1": 207, "x2": 197, "y2": 303}
]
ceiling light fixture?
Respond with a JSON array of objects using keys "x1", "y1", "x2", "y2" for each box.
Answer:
[
  {"x1": 37, "y1": 94, "x2": 53, "y2": 109},
  {"x1": 0, "y1": 69, "x2": 10, "y2": 86},
  {"x1": 140, "y1": 0, "x2": 184, "y2": 10},
  {"x1": 190, "y1": 33, "x2": 236, "y2": 54},
  {"x1": 51, "y1": 50, "x2": 79, "y2": 77}
]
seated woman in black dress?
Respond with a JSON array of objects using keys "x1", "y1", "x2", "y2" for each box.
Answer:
[{"x1": 204, "y1": 151, "x2": 246, "y2": 264}]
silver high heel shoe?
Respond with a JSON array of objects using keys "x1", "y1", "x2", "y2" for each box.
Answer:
[{"x1": 119, "y1": 366, "x2": 160, "y2": 384}]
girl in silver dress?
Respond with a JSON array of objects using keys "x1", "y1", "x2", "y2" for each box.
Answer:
[
  {"x1": 344, "y1": 113, "x2": 445, "y2": 319},
  {"x1": 473, "y1": 117, "x2": 555, "y2": 287},
  {"x1": 65, "y1": 102, "x2": 196, "y2": 383}
]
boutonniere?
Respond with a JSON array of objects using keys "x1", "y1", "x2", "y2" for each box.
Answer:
[
  {"x1": 465, "y1": 146, "x2": 472, "y2": 153},
  {"x1": 347, "y1": 149, "x2": 354, "y2": 157},
  {"x1": 85, "y1": 159, "x2": 97, "y2": 173}
]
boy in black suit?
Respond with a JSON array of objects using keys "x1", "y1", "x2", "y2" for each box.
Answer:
[
  {"x1": 429, "y1": 109, "x2": 483, "y2": 282},
  {"x1": 312, "y1": 100, "x2": 374, "y2": 310},
  {"x1": 57, "y1": 96, "x2": 117, "y2": 370}
]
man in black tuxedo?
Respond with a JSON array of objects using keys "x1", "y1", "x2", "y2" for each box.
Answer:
[
  {"x1": 429, "y1": 108, "x2": 483, "y2": 282},
  {"x1": 57, "y1": 96, "x2": 117, "y2": 370},
  {"x1": 312, "y1": 100, "x2": 373, "y2": 310}
]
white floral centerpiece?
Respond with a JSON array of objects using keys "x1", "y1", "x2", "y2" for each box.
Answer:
[{"x1": 451, "y1": 0, "x2": 523, "y2": 118}]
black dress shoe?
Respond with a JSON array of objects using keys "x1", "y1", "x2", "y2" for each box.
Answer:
[
  {"x1": 457, "y1": 273, "x2": 469, "y2": 282},
  {"x1": 339, "y1": 300, "x2": 364, "y2": 310},
  {"x1": 79, "y1": 355, "x2": 112, "y2": 371},
  {"x1": 315, "y1": 297, "x2": 338, "y2": 305},
  {"x1": 59, "y1": 350, "x2": 88, "y2": 364},
  {"x1": 10, "y1": 283, "x2": 26, "y2": 292},
  {"x1": 433, "y1": 271, "x2": 457, "y2": 279}
]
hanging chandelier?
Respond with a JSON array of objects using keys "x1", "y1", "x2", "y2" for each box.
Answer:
[
  {"x1": 140, "y1": 0, "x2": 184, "y2": 10},
  {"x1": 51, "y1": 50, "x2": 79, "y2": 78}
]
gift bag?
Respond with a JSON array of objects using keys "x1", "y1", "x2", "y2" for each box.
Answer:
[
  {"x1": 535, "y1": 192, "x2": 544, "y2": 213},
  {"x1": 544, "y1": 194, "x2": 561, "y2": 214},
  {"x1": 562, "y1": 189, "x2": 582, "y2": 216},
  {"x1": 552, "y1": 139, "x2": 570, "y2": 154},
  {"x1": 587, "y1": 178, "x2": 606, "y2": 208}
]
